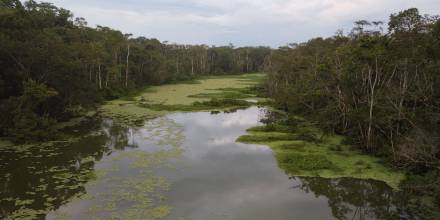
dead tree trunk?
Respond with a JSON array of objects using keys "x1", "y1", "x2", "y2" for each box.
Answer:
[{"x1": 366, "y1": 58, "x2": 380, "y2": 151}]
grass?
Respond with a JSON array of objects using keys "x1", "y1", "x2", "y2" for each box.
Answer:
[
  {"x1": 237, "y1": 122, "x2": 406, "y2": 189},
  {"x1": 99, "y1": 73, "x2": 266, "y2": 125}
]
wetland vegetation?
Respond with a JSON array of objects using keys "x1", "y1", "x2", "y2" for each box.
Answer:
[{"x1": 1, "y1": 1, "x2": 440, "y2": 219}]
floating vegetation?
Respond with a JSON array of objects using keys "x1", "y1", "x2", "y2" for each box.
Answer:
[
  {"x1": 3, "y1": 208, "x2": 48, "y2": 220},
  {"x1": 99, "y1": 101, "x2": 166, "y2": 126},
  {"x1": 188, "y1": 87, "x2": 259, "y2": 100},
  {"x1": 131, "y1": 73, "x2": 265, "y2": 106},
  {"x1": 82, "y1": 174, "x2": 172, "y2": 220},
  {"x1": 237, "y1": 120, "x2": 405, "y2": 189},
  {"x1": 49, "y1": 116, "x2": 186, "y2": 219},
  {"x1": 99, "y1": 74, "x2": 265, "y2": 126},
  {"x1": 139, "y1": 98, "x2": 252, "y2": 113},
  {"x1": 1, "y1": 114, "x2": 185, "y2": 220},
  {"x1": 69, "y1": 146, "x2": 183, "y2": 219}
]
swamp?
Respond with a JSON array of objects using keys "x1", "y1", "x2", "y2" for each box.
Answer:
[{"x1": 0, "y1": 74, "x2": 416, "y2": 219}]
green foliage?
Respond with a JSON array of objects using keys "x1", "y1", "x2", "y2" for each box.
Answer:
[
  {"x1": 0, "y1": 1, "x2": 270, "y2": 142},
  {"x1": 267, "y1": 8, "x2": 440, "y2": 168},
  {"x1": 138, "y1": 98, "x2": 251, "y2": 112},
  {"x1": 265, "y1": 7, "x2": 440, "y2": 217},
  {"x1": 1, "y1": 80, "x2": 58, "y2": 143},
  {"x1": 193, "y1": 98, "x2": 250, "y2": 108},
  {"x1": 400, "y1": 171, "x2": 440, "y2": 219}
]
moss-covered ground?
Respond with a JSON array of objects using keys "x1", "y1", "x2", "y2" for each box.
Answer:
[
  {"x1": 99, "y1": 73, "x2": 266, "y2": 125},
  {"x1": 237, "y1": 119, "x2": 405, "y2": 189}
]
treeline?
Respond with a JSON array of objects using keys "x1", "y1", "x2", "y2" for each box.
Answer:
[
  {"x1": 0, "y1": 0, "x2": 270, "y2": 142},
  {"x1": 265, "y1": 8, "x2": 440, "y2": 171},
  {"x1": 265, "y1": 9, "x2": 440, "y2": 216}
]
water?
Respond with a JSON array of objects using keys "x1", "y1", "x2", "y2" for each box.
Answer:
[{"x1": 0, "y1": 107, "x2": 409, "y2": 220}]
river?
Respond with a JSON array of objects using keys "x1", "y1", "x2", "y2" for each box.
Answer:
[{"x1": 0, "y1": 107, "x2": 410, "y2": 220}]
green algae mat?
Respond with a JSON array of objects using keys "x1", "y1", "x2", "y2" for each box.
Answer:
[
  {"x1": 237, "y1": 120, "x2": 405, "y2": 189},
  {"x1": 99, "y1": 73, "x2": 266, "y2": 125}
]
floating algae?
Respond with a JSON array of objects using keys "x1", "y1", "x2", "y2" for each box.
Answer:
[
  {"x1": 237, "y1": 122, "x2": 405, "y2": 189},
  {"x1": 1, "y1": 114, "x2": 186, "y2": 220},
  {"x1": 43, "y1": 116, "x2": 186, "y2": 220},
  {"x1": 99, "y1": 74, "x2": 266, "y2": 126}
]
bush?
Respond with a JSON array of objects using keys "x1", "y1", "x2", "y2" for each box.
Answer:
[{"x1": 1, "y1": 80, "x2": 59, "y2": 143}]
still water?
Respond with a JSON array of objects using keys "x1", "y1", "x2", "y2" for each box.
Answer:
[{"x1": 0, "y1": 107, "x2": 409, "y2": 219}]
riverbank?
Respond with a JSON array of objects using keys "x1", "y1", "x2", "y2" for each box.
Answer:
[
  {"x1": 0, "y1": 72, "x2": 424, "y2": 219},
  {"x1": 2, "y1": 72, "x2": 406, "y2": 189},
  {"x1": 0, "y1": 73, "x2": 265, "y2": 146},
  {"x1": 98, "y1": 72, "x2": 405, "y2": 189}
]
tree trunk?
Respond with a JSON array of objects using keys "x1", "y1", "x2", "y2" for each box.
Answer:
[
  {"x1": 125, "y1": 44, "x2": 130, "y2": 88},
  {"x1": 191, "y1": 57, "x2": 194, "y2": 76},
  {"x1": 397, "y1": 60, "x2": 408, "y2": 136},
  {"x1": 246, "y1": 49, "x2": 249, "y2": 72},
  {"x1": 98, "y1": 63, "x2": 102, "y2": 90},
  {"x1": 366, "y1": 58, "x2": 380, "y2": 151},
  {"x1": 176, "y1": 57, "x2": 179, "y2": 74},
  {"x1": 89, "y1": 64, "x2": 92, "y2": 82},
  {"x1": 105, "y1": 71, "x2": 108, "y2": 88}
]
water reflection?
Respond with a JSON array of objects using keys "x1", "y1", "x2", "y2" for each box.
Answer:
[
  {"x1": 0, "y1": 107, "x2": 414, "y2": 219},
  {"x1": 162, "y1": 108, "x2": 411, "y2": 220},
  {"x1": 0, "y1": 119, "x2": 133, "y2": 219},
  {"x1": 294, "y1": 177, "x2": 411, "y2": 220}
]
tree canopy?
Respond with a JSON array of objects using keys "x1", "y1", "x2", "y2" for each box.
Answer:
[{"x1": 0, "y1": 0, "x2": 270, "y2": 142}]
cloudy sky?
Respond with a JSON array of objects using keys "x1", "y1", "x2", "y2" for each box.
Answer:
[{"x1": 45, "y1": 0, "x2": 440, "y2": 47}]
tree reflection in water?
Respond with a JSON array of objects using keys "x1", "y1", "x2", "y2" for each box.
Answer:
[
  {"x1": 293, "y1": 176, "x2": 412, "y2": 220},
  {"x1": 0, "y1": 119, "x2": 134, "y2": 219}
]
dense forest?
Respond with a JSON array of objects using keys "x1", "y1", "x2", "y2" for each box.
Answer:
[
  {"x1": 266, "y1": 8, "x2": 439, "y2": 170},
  {"x1": 2, "y1": 0, "x2": 440, "y2": 218},
  {"x1": 265, "y1": 8, "x2": 440, "y2": 217},
  {"x1": 0, "y1": 0, "x2": 270, "y2": 143}
]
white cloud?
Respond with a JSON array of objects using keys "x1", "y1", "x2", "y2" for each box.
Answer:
[{"x1": 44, "y1": 0, "x2": 440, "y2": 47}]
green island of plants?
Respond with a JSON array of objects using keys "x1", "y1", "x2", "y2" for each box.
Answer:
[
  {"x1": 99, "y1": 73, "x2": 266, "y2": 125},
  {"x1": 237, "y1": 117, "x2": 405, "y2": 189}
]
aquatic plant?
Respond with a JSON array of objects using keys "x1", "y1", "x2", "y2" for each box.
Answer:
[{"x1": 237, "y1": 122, "x2": 405, "y2": 189}]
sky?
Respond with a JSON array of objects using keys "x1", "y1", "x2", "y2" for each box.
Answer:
[{"x1": 44, "y1": 0, "x2": 440, "y2": 47}]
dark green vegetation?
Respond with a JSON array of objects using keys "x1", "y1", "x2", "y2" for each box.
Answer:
[
  {"x1": 0, "y1": 0, "x2": 271, "y2": 143},
  {"x1": 264, "y1": 8, "x2": 440, "y2": 219},
  {"x1": 141, "y1": 98, "x2": 252, "y2": 112}
]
